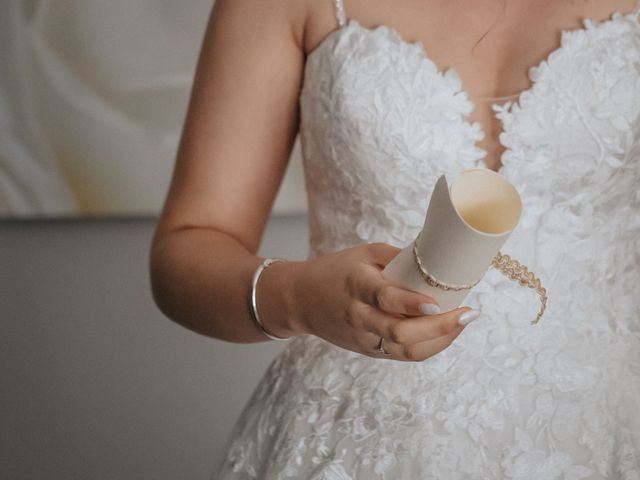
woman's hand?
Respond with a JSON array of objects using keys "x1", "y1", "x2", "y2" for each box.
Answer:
[{"x1": 280, "y1": 242, "x2": 481, "y2": 361}]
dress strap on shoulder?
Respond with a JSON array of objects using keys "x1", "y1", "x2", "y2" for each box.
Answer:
[
  {"x1": 333, "y1": 0, "x2": 347, "y2": 28},
  {"x1": 634, "y1": 0, "x2": 640, "y2": 17}
]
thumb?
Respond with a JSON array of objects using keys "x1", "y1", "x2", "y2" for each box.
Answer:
[{"x1": 366, "y1": 242, "x2": 401, "y2": 268}]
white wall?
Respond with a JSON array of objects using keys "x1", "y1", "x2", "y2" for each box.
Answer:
[
  {"x1": 1, "y1": 214, "x2": 308, "y2": 479},
  {"x1": 0, "y1": 0, "x2": 308, "y2": 217}
]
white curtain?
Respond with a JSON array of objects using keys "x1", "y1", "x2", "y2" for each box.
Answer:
[{"x1": 0, "y1": 0, "x2": 306, "y2": 218}]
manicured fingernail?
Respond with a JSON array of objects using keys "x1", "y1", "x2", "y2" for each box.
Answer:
[
  {"x1": 458, "y1": 309, "x2": 480, "y2": 326},
  {"x1": 419, "y1": 303, "x2": 441, "y2": 315}
]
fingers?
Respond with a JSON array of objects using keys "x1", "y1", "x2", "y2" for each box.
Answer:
[
  {"x1": 356, "y1": 301, "x2": 476, "y2": 345},
  {"x1": 359, "y1": 319, "x2": 465, "y2": 362},
  {"x1": 352, "y1": 263, "x2": 440, "y2": 317},
  {"x1": 387, "y1": 307, "x2": 476, "y2": 346},
  {"x1": 372, "y1": 283, "x2": 441, "y2": 317},
  {"x1": 387, "y1": 324, "x2": 466, "y2": 362},
  {"x1": 352, "y1": 300, "x2": 398, "y2": 340}
]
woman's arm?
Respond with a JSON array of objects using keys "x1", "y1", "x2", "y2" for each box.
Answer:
[
  {"x1": 149, "y1": 0, "x2": 307, "y2": 343},
  {"x1": 149, "y1": 0, "x2": 477, "y2": 359}
]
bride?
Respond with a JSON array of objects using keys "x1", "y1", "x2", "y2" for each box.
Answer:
[{"x1": 150, "y1": 0, "x2": 640, "y2": 478}]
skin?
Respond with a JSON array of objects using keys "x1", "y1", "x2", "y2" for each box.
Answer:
[{"x1": 149, "y1": 0, "x2": 635, "y2": 361}]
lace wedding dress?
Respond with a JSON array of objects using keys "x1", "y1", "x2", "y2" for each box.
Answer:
[{"x1": 216, "y1": 1, "x2": 640, "y2": 478}]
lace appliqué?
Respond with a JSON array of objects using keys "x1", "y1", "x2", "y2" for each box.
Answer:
[{"x1": 216, "y1": 8, "x2": 640, "y2": 480}]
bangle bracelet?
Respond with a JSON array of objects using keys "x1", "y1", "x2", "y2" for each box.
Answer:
[{"x1": 248, "y1": 257, "x2": 289, "y2": 341}]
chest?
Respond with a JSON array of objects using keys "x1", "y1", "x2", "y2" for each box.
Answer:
[
  {"x1": 299, "y1": 13, "x2": 640, "y2": 239},
  {"x1": 301, "y1": 14, "x2": 640, "y2": 177}
]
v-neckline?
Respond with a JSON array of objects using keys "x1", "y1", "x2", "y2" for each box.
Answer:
[{"x1": 304, "y1": 9, "x2": 640, "y2": 175}]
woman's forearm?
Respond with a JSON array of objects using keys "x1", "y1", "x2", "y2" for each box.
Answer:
[{"x1": 149, "y1": 227, "x2": 305, "y2": 343}]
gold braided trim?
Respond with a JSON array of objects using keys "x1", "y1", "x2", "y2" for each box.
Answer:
[
  {"x1": 411, "y1": 234, "x2": 484, "y2": 291},
  {"x1": 412, "y1": 232, "x2": 547, "y2": 325},
  {"x1": 490, "y1": 252, "x2": 547, "y2": 325}
]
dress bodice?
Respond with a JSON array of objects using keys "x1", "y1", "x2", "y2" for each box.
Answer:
[
  {"x1": 218, "y1": 5, "x2": 640, "y2": 478},
  {"x1": 298, "y1": 8, "x2": 640, "y2": 332}
]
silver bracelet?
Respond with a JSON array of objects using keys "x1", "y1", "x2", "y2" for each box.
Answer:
[{"x1": 248, "y1": 257, "x2": 289, "y2": 341}]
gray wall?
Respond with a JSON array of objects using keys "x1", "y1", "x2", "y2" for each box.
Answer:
[{"x1": 2, "y1": 214, "x2": 308, "y2": 479}]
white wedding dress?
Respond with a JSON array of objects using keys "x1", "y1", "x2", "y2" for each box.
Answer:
[{"x1": 216, "y1": 1, "x2": 640, "y2": 478}]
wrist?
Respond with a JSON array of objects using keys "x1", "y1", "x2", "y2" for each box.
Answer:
[{"x1": 255, "y1": 259, "x2": 307, "y2": 338}]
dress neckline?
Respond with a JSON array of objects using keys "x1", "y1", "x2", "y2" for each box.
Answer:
[{"x1": 303, "y1": 10, "x2": 640, "y2": 175}]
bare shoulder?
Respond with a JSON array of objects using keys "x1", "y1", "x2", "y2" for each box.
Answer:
[{"x1": 205, "y1": 0, "x2": 308, "y2": 56}]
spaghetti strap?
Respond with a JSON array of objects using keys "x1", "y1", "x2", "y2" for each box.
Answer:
[
  {"x1": 634, "y1": 0, "x2": 640, "y2": 17},
  {"x1": 333, "y1": 0, "x2": 347, "y2": 28}
]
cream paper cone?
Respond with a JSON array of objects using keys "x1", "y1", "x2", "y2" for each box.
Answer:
[{"x1": 382, "y1": 168, "x2": 522, "y2": 313}]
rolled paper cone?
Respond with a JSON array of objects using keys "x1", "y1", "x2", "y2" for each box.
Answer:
[{"x1": 382, "y1": 168, "x2": 522, "y2": 312}]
